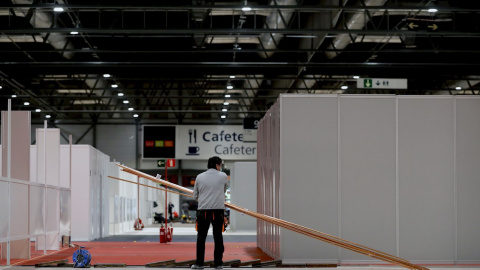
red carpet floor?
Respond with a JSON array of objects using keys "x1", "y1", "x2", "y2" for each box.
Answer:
[{"x1": 1, "y1": 241, "x2": 273, "y2": 266}]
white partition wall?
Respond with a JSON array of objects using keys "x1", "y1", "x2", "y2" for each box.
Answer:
[
  {"x1": 257, "y1": 95, "x2": 480, "y2": 265},
  {"x1": 230, "y1": 162, "x2": 257, "y2": 231}
]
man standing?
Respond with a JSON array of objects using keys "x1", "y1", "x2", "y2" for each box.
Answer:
[{"x1": 191, "y1": 156, "x2": 228, "y2": 270}]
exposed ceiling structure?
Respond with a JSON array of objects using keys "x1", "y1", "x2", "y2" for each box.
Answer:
[{"x1": 1, "y1": 0, "x2": 480, "y2": 125}]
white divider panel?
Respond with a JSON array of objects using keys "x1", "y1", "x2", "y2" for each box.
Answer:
[
  {"x1": 455, "y1": 97, "x2": 480, "y2": 262},
  {"x1": 230, "y1": 162, "x2": 257, "y2": 231},
  {"x1": 339, "y1": 96, "x2": 397, "y2": 261},
  {"x1": 46, "y1": 188, "x2": 59, "y2": 233},
  {"x1": 10, "y1": 183, "x2": 29, "y2": 238},
  {"x1": 36, "y1": 129, "x2": 60, "y2": 186},
  {"x1": 279, "y1": 95, "x2": 338, "y2": 263},
  {"x1": 60, "y1": 190, "x2": 71, "y2": 235},
  {"x1": 29, "y1": 185, "x2": 44, "y2": 236},
  {"x1": 1, "y1": 111, "x2": 30, "y2": 181},
  {"x1": 0, "y1": 180, "x2": 8, "y2": 239},
  {"x1": 398, "y1": 97, "x2": 455, "y2": 262}
]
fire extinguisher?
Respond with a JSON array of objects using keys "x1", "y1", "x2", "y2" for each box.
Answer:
[
  {"x1": 160, "y1": 224, "x2": 166, "y2": 243},
  {"x1": 167, "y1": 224, "x2": 173, "y2": 242}
]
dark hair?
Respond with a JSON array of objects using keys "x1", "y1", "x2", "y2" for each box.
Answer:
[{"x1": 207, "y1": 156, "x2": 222, "y2": 169}]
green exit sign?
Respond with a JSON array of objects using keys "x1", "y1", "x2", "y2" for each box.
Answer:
[{"x1": 157, "y1": 159, "x2": 166, "y2": 167}]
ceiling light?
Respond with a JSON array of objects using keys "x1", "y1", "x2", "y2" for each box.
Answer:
[
  {"x1": 11, "y1": 95, "x2": 16, "y2": 98},
  {"x1": 225, "y1": 94, "x2": 231, "y2": 98},
  {"x1": 221, "y1": 115, "x2": 226, "y2": 119},
  {"x1": 353, "y1": 76, "x2": 360, "y2": 79},
  {"x1": 111, "y1": 84, "x2": 118, "y2": 88},
  {"x1": 53, "y1": 7, "x2": 64, "y2": 12},
  {"x1": 223, "y1": 102, "x2": 229, "y2": 105},
  {"x1": 229, "y1": 75, "x2": 235, "y2": 79},
  {"x1": 46, "y1": 115, "x2": 51, "y2": 119},
  {"x1": 0, "y1": 86, "x2": 2, "y2": 89},
  {"x1": 128, "y1": 107, "x2": 134, "y2": 111},
  {"x1": 24, "y1": 102, "x2": 30, "y2": 106},
  {"x1": 123, "y1": 100, "x2": 129, "y2": 104},
  {"x1": 118, "y1": 92, "x2": 124, "y2": 96},
  {"x1": 456, "y1": 87, "x2": 462, "y2": 90},
  {"x1": 341, "y1": 86, "x2": 348, "y2": 90},
  {"x1": 427, "y1": 8, "x2": 438, "y2": 13},
  {"x1": 133, "y1": 114, "x2": 139, "y2": 118},
  {"x1": 35, "y1": 109, "x2": 41, "y2": 112},
  {"x1": 227, "y1": 85, "x2": 233, "y2": 89},
  {"x1": 103, "y1": 74, "x2": 111, "y2": 78},
  {"x1": 70, "y1": 31, "x2": 79, "y2": 35},
  {"x1": 242, "y1": 7, "x2": 252, "y2": 11},
  {"x1": 222, "y1": 108, "x2": 227, "y2": 112}
]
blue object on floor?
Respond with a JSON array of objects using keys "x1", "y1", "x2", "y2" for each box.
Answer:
[{"x1": 73, "y1": 246, "x2": 91, "y2": 268}]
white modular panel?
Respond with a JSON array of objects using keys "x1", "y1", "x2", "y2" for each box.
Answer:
[
  {"x1": 339, "y1": 96, "x2": 397, "y2": 261},
  {"x1": 60, "y1": 189, "x2": 71, "y2": 234},
  {"x1": 0, "y1": 180, "x2": 8, "y2": 239},
  {"x1": 36, "y1": 129, "x2": 60, "y2": 186},
  {"x1": 46, "y1": 188, "x2": 59, "y2": 233},
  {"x1": 30, "y1": 185, "x2": 44, "y2": 235},
  {"x1": 230, "y1": 162, "x2": 257, "y2": 231},
  {"x1": 70, "y1": 146, "x2": 91, "y2": 241},
  {"x1": 455, "y1": 97, "x2": 480, "y2": 262},
  {"x1": 398, "y1": 97, "x2": 455, "y2": 262},
  {"x1": 279, "y1": 95, "x2": 339, "y2": 263},
  {"x1": 1, "y1": 111, "x2": 31, "y2": 181},
  {"x1": 30, "y1": 146, "x2": 36, "y2": 182},
  {"x1": 60, "y1": 145, "x2": 72, "y2": 188},
  {"x1": 10, "y1": 182, "x2": 29, "y2": 237}
]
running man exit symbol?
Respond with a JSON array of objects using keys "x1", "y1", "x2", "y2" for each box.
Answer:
[{"x1": 364, "y1": 79, "x2": 372, "y2": 88}]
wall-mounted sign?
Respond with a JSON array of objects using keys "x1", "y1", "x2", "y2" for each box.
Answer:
[
  {"x1": 143, "y1": 125, "x2": 176, "y2": 159},
  {"x1": 176, "y1": 125, "x2": 257, "y2": 160},
  {"x1": 243, "y1": 117, "x2": 260, "y2": 142}
]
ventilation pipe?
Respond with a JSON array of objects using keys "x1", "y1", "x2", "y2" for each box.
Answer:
[
  {"x1": 325, "y1": 0, "x2": 388, "y2": 59},
  {"x1": 12, "y1": 0, "x2": 75, "y2": 59},
  {"x1": 257, "y1": 0, "x2": 297, "y2": 58}
]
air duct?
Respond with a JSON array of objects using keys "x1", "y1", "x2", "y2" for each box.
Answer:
[{"x1": 325, "y1": 0, "x2": 388, "y2": 59}]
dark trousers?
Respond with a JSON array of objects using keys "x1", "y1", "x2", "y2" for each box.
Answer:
[{"x1": 195, "y1": 209, "x2": 224, "y2": 267}]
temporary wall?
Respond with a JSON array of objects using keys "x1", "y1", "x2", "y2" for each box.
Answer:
[
  {"x1": 230, "y1": 162, "x2": 257, "y2": 231},
  {"x1": 257, "y1": 95, "x2": 480, "y2": 265}
]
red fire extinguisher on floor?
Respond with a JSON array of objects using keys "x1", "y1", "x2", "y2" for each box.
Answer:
[
  {"x1": 167, "y1": 224, "x2": 173, "y2": 242},
  {"x1": 160, "y1": 224, "x2": 166, "y2": 243}
]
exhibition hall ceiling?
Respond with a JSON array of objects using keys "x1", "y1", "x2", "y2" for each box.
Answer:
[{"x1": 1, "y1": 0, "x2": 480, "y2": 125}]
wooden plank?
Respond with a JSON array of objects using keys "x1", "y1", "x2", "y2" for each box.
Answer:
[
  {"x1": 231, "y1": 259, "x2": 262, "y2": 267},
  {"x1": 35, "y1": 259, "x2": 68, "y2": 267},
  {"x1": 252, "y1": 260, "x2": 282, "y2": 267},
  {"x1": 209, "y1": 259, "x2": 241, "y2": 267},
  {"x1": 145, "y1": 259, "x2": 176, "y2": 267},
  {"x1": 306, "y1": 263, "x2": 337, "y2": 268},
  {"x1": 94, "y1": 263, "x2": 127, "y2": 268},
  {"x1": 175, "y1": 259, "x2": 197, "y2": 266}
]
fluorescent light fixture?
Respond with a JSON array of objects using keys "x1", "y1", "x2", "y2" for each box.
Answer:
[
  {"x1": 0, "y1": 86, "x2": 2, "y2": 89},
  {"x1": 133, "y1": 114, "x2": 139, "y2": 118},
  {"x1": 11, "y1": 95, "x2": 17, "y2": 98},
  {"x1": 223, "y1": 102, "x2": 229, "y2": 105},
  {"x1": 70, "y1": 31, "x2": 79, "y2": 35},
  {"x1": 242, "y1": 7, "x2": 252, "y2": 11},
  {"x1": 128, "y1": 107, "x2": 134, "y2": 111},
  {"x1": 53, "y1": 7, "x2": 64, "y2": 12},
  {"x1": 46, "y1": 115, "x2": 51, "y2": 118},
  {"x1": 35, "y1": 109, "x2": 41, "y2": 112},
  {"x1": 222, "y1": 108, "x2": 227, "y2": 112},
  {"x1": 229, "y1": 75, "x2": 236, "y2": 79},
  {"x1": 103, "y1": 74, "x2": 111, "y2": 78},
  {"x1": 456, "y1": 86, "x2": 462, "y2": 90},
  {"x1": 221, "y1": 115, "x2": 227, "y2": 119},
  {"x1": 341, "y1": 86, "x2": 348, "y2": 90},
  {"x1": 225, "y1": 94, "x2": 231, "y2": 98},
  {"x1": 226, "y1": 85, "x2": 233, "y2": 89},
  {"x1": 118, "y1": 92, "x2": 124, "y2": 96},
  {"x1": 427, "y1": 8, "x2": 438, "y2": 12},
  {"x1": 123, "y1": 100, "x2": 129, "y2": 104},
  {"x1": 24, "y1": 102, "x2": 30, "y2": 105},
  {"x1": 353, "y1": 76, "x2": 360, "y2": 79},
  {"x1": 111, "y1": 84, "x2": 118, "y2": 88}
]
